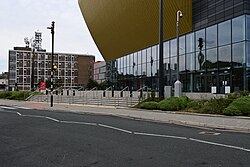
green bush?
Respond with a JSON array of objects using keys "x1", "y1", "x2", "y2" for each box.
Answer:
[
  {"x1": 223, "y1": 96, "x2": 250, "y2": 116},
  {"x1": 187, "y1": 100, "x2": 206, "y2": 111},
  {"x1": 140, "y1": 102, "x2": 158, "y2": 110},
  {"x1": 0, "y1": 91, "x2": 32, "y2": 100},
  {"x1": 200, "y1": 98, "x2": 232, "y2": 114},
  {"x1": 158, "y1": 96, "x2": 190, "y2": 111}
]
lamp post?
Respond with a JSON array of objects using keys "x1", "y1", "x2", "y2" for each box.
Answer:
[
  {"x1": 47, "y1": 21, "x2": 55, "y2": 107},
  {"x1": 174, "y1": 10, "x2": 183, "y2": 97},
  {"x1": 159, "y1": 0, "x2": 164, "y2": 99}
]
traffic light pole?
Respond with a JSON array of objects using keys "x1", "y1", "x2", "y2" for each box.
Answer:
[{"x1": 47, "y1": 21, "x2": 55, "y2": 107}]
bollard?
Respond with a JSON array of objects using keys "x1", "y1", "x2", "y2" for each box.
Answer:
[
  {"x1": 73, "y1": 90, "x2": 75, "y2": 96},
  {"x1": 130, "y1": 90, "x2": 133, "y2": 97},
  {"x1": 61, "y1": 90, "x2": 63, "y2": 95},
  {"x1": 103, "y1": 91, "x2": 106, "y2": 97},
  {"x1": 120, "y1": 91, "x2": 123, "y2": 97},
  {"x1": 67, "y1": 90, "x2": 69, "y2": 96}
]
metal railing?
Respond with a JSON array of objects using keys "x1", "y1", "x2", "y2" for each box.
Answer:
[{"x1": 84, "y1": 87, "x2": 97, "y2": 105}]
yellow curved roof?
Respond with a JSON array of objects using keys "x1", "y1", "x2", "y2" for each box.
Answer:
[{"x1": 79, "y1": 0, "x2": 192, "y2": 61}]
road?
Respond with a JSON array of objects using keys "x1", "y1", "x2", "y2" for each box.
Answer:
[{"x1": 0, "y1": 106, "x2": 249, "y2": 167}]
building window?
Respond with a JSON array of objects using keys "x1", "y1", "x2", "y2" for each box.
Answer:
[
  {"x1": 232, "y1": 15, "x2": 245, "y2": 43},
  {"x1": 206, "y1": 48, "x2": 217, "y2": 70},
  {"x1": 218, "y1": 20, "x2": 231, "y2": 46},
  {"x1": 186, "y1": 32, "x2": 195, "y2": 53},
  {"x1": 206, "y1": 24, "x2": 217, "y2": 49},
  {"x1": 232, "y1": 42, "x2": 245, "y2": 67},
  {"x1": 218, "y1": 45, "x2": 231, "y2": 69}
]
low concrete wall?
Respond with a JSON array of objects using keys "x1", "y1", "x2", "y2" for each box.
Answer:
[{"x1": 183, "y1": 92, "x2": 225, "y2": 100}]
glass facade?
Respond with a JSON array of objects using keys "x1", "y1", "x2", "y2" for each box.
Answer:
[{"x1": 107, "y1": 15, "x2": 250, "y2": 93}]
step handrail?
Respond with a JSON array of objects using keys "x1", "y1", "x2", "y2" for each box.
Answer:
[{"x1": 84, "y1": 87, "x2": 97, "y2": 104}]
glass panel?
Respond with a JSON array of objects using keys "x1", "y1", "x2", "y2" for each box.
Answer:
[
  {"x1": 179, "y1": 55, "x2": 185, "y2": 72},
  {"x1": 147, "y1": 63, "x2": 151, "y2": 77},
  {"x1": 147, "y1": 47, "x2": 151, "y2": 64},
  {"x1": 186, "y1": 53, "x2": 195, "y2": 71},
  {"x1": 206, "y1": 48, "x2": 217, "y2": 70},
  {"x1": 206, "y1": 24, "x2": 217, "y2": 49},
  {"x1": 134, "y1": 52, "x2": 138, "y2": 67},
  {"x1": 247, "y1": 42, "x2": 250, "y2": 67},
  {"x1": 232, "y1": 15, "x2": 245, "y2": 43},
  {"x1": 232, "y1": 42, "x2": 245, "y2": 67},
  {"x1": 170, "y1": 39, "x2": 177, "y2": 57},
  {"x1": 218, "y1": 20, "x2": 231, "y2": 46},
  {"x1": 124, "y1": 56, "x2": 127, "y2": 68},
  {"x1": 142, "y1": 63, "x2": 146, "y2": 76},
  {"x1": 218, "y1": 45, "x2": 231, "y2": 69},
  {"x1": 142, "y1": 49, "x2": 147, "y2": 64},
  {"x1": 247, "y1": 15, "x2": 250, "y2": 40},
  {"x1": 171, "y1": 56, "x2": 177, "y2": 72},
  {"x1": 129, "y1": 54, "x2": 133, "y2": 67},
  {"x1": 152, "y1": 45, "x2": 157, "y2": 60},
  {"x1": 180, "y1": 36, "x2": 185, "y2": 55},
  {"x1": 195, "y1": 29, "x2": 205, "y2": 51},
  {"x1": 196, "y1": 51, "x2": 206, "y2": 71},
  {"x1": 186, "y1": 32, "x2": 195, "y2": 53},
  {"x1": 164, "y1": 42, "x2": 169, "y2": 59},
  {"x1": 138, "y1": 51, "x2": 142, "y2": 64}
]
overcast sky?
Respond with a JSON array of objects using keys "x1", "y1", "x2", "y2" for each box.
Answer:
[{"x1": 0, "y1": 0, "x2": 103, "y2": 73}]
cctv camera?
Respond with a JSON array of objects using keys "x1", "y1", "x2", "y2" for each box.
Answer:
[{"x1": 179, "y1": 12, "x2": 183, "y2": 18}]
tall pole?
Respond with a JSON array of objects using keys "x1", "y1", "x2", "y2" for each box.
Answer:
[
  {"x1": 159, "y1": 0, "x2": 164, "y2": 99},
  {"x1": 48, "y1": 21, "x2": 55, "y2": 107},
  {"x1": 174, "y1": 10, "x2": 183, "y2": 97}
]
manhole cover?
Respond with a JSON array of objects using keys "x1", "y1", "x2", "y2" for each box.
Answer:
[{"x1": 199, "y1": 131, "x2": 221, "y2": 136}]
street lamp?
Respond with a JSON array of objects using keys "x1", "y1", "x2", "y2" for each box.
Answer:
[
  {"x1": 174, "y1": 10, "x2": 183, "y2": 97},
  {"x1": 47, "y1": 21, "x2": 55, "y2": 107}
]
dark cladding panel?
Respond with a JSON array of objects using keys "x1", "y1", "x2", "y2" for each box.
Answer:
[{"x1": 193, "y1": 0, "x2": 248, "y2": 31}]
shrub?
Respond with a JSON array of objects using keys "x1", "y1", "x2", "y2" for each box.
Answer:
[
  {"x1": 223, "y1": 96, "x2": 250, "y2": 116},
  {"x1": 200, "y1": 98, "x2": 232, "y2": 114},
  {"x1": 187, "y1": 100, "x2": 206, "y2": 111},
  {"x1": 158, "y1": 96, "x2": 190, "y2": 111},
  {"x1": 0, "y1": 91, "x2": 32, "y2": 100},
  {"x1": 140, "y1": 102, "x2": 158, "y2": 110}
]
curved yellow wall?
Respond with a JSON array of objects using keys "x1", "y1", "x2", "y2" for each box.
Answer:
[{"x1": 79, "y1": 0, "x2": 192, "y2": 61}]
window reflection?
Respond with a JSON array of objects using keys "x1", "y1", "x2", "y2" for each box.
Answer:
[
  {"x1": 186, "y1": 33, "x2": 194, "y2": 53},
  {"x1": 218, "y1": 45, "x2": 231, "y2": 69},
  {"x1": 195, "y1": 29, "x2": 205, "y2": 51},
  {"x1": 232, "y1": 42, "x2": 245, "y2": 67},
  {"x1": 247, "y1": 15, "x2": 250, "y2": 40},
  {"x1": 180, "y1": 36, "x2": 185, "y2": 55},
  {"x1": 218, "y1": 20, "x2": 231, "y2": 46},
  {"x1": 247, "y1": 42, "x2": 250, "y2": 67},
  {"x1": 147, "y1": 48, "x2": 151, "y2": 64},
  {"x1": 164, "y1": 42, "x2": 169, "y2": 59},
  {"x1": 142, "y1": 49, "x2": 147, "y2": 64},
  {"x1": 206, "y1": 48, "x2": 217, "y2": 70},
  {"x1": 186, "y1": 53, "x2": 195, "y2": 71},
  {"x1": 170, "y1": 39, "x2": 177, "y2": 57},
  {"x1": 232, "y1": 16, "x2": 245, "y2": 43},
  {"x1": 206, "y1": 25, "x2": 217, "y2": 49},
  {"x1": 179, "y1": 55, "x2": 185, "y2": 72}
]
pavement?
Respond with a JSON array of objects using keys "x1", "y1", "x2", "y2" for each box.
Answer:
[{"x1": 0, "y1": 99, "x2": 249, "y2": 133}]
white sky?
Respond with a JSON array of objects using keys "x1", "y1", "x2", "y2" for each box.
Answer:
[{"x1": 0, "y1": 0, "x2": 103, "y2": 73}]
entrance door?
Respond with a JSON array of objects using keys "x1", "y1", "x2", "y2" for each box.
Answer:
[
  {"x1": 219, "y1": 73, "x2": 230, "y2": 94},
  {"x1": 194, "y1": 73, "x2": 205, "y2": 92}
]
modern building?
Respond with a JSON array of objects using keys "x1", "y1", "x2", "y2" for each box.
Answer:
[
  {"x1": 93, "y1": 61, "x2": 106, "y2": 83},
  {"x1": 8, "y1": 46, "x2": 95, "y2": 91},
  {"x1": 79, "y1": 0, "x2": 250, "y2": 93}
]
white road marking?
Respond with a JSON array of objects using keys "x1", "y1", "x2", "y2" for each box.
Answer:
[
  {"x1": 134, "y1": 132, "x2": 187, "y2": 140},
  {"x1": 189, "y1": 138, "x2": 250, "y2": 152},
  {"x1": 60, "y1": 120, "x2": 97, "y2": 126},
  {"x1": 15, "y1": 107, "x2": 32, "y2": 110},
  {"x1": 0, "y1": 106, "x2": 16, "y2": 110},
  {"x1": 16, "y1": 112, "x2": 22, "y2": 116},
  {"x1": 45, "y1": 117, "x2": 60, "y2": 122},
  {"x1": 98, "y1": 123, "x2": 132, "y2": 134}
]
